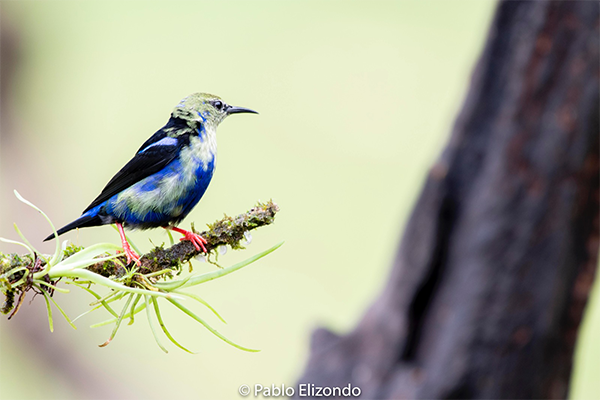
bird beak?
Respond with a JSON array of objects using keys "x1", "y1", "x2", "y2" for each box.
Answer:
[{"x1": 226, "y1": 106, "x2": 259, "y2": 115}]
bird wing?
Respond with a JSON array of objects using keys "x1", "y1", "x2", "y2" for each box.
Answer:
[{"x1": 82, "y1": 131, "x2": 185, "y2": 213}]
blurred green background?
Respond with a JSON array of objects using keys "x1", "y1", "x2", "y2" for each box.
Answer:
[{"x1": 0, "y1": 1, "x2": 598, "y2": 399}]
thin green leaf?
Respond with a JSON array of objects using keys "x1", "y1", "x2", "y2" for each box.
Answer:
[
  {"x1": 104, "y1": 292, "x2": 134, "y2": 308},
  {"x1": 42, "y1": 287, "x2": 77, "y2": 330},
  {"x1": 49, "y1": 243, "x2": 122, "y2": 273},
  {"x1": 90, "y1": 290, "x2": 122, "y2": 306},
  {"x1": 166, "y1": 230, "x2": 175, "y2": 246},
  {"x1": 40, "y1": 288, "x2": 54, "y2": 332},
  {"x1": 0, "y1": 237, "x2": 35, "y2": 265},
  {"x1": 152, "y1": 297, "x2": 194, "y2": 353},
  {"x1": 91, "y1": 301, "x2": 147, "y2": 328},
  {"x1": 158, "y1": 241, "x2": 284, "y2": 290},
  {"x1": 13, "y1": 223, "x2": 43, "y2": 264},
  {"x1": 168, "y1": 298, "x2": 259, "y2": 352},
  {"x1": 128, "y1": 294, "x2": 142, "y2": 325},
  {"x1": 150, "y1": 275, "x2": 192, "y2": 292},
  {"x1": 33, "y1": 280, "x2": 69, "y2": 294},
  {"x1": 61, "y1": 269, "x2": 183, "y2": 300},
  {"x1": 145, "y1": 295, "x2": 168, "y2": 353},
  {"x1": 73, "y1": 304, "x2": 104, "y2": 323},
  {"x1": 64, "y1": 281, "x2": 119, "y2": 318},
  {"x1": 99, "y1": 293, "x2": 133, "y2": 347},
  {"x1": 1, "y1": 266, "x2": 28, "y2": 289},
  {"x1": 172, "y1": 290, "x2": 226, "y2": 324},
  {"x1": 13, "y1": 190, "x2": 62, "y2": 267}
]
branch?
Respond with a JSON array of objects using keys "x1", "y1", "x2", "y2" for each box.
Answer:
[
  {"x1": 0, "y1": 200, "x2": 279, "y2": 319},
  {"x1": 1, "y1": 200, "x2": 280, "y2": 300},
  {"x1": 1, "y1": 199, "x2": 281, "y2": 351},
  {"x1": 87, "y1": 200, "x2": 280, "y2": 277}
]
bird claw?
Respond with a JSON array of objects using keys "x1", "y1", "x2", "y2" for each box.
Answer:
[
  {"x1": 117, "y1": 246, "x2": 142, "y2": 266},
  {"x1": 165, "y1": 226, "x2": 208, "y2": 253},
  {"x1": 179, "y1": 231, "x2": 208, "y2": 253},
  {"x1": 120, "y1": 244, "x2": 141, "y2": 266}
]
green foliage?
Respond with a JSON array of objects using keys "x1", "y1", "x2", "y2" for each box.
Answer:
[{"x1": 0, "y1": 191, "x2": 282, "y2": 353}]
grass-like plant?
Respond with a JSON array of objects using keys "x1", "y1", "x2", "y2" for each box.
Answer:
[{"x1": 0, "y1": 190, "x2": 282, "y2": 353}]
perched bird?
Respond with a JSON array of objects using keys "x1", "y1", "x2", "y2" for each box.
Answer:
[{"x1": 44, "y1": 93, "x2": 258, "y2": 264}]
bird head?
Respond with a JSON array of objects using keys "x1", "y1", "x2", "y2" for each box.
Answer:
[{"x1": 171, "y1": 93, "x2": 258, "y2": 131}]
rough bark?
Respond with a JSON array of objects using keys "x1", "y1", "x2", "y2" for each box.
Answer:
[{"x1": 296, "y1": 1, "x2": 599, "y2": 398}]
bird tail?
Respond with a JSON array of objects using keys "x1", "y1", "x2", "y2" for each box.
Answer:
[{"x1": 43, "y1": 214, "x2": 102, "y2": 242}]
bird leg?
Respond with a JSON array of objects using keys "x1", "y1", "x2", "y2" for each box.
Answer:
[
  {"x1": 164, "y1": 226, "x2": 208, "y2": 253},
  {"x1": 116, "y1": 222, "x2": 141, "y2": 265}
]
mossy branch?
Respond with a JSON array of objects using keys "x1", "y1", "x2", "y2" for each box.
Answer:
[
  {"x1": 1, "y1": 200, "x2": 279, "y2": 280},
  {"x1": 86, "y1": 200, "x2": 280, "y2": 277},
  {"x1": 0, "y1": 192, "x2": 281, "y2": 352}
]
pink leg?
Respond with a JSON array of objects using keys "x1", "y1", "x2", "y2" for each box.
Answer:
[
  {"x1": 165, "y1": 226, "x2": 208, "y2": 253},
  {"x1": 116, "y1": 222, "x2": 141, "y2": 265}
]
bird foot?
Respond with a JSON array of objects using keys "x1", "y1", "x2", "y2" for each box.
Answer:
[
  {"x1": 116, "y1": 222, "x2": 141, "y2": 266},
  {"x1": 121, "y1": 243, "x2": 141, "y2": 266},
  {"x1": 168, "y1": 227, "x2": 208, "y2": 253}
]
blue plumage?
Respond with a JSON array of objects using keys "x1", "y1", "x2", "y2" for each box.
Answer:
[
  {"x1": 101, "y1": 157, "x2": 216, "y2": 228},
  {"x1": 44, "y1": 93, "x2": 257, "y2": 264}
]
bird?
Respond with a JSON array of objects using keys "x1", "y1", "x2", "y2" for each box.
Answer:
[{"x1": 44, "y1": 93, "x2": 258, "y2": 265}]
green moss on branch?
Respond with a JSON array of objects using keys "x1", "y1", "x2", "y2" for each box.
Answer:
[
  {"x1": 89, "y1": 200, "x2": 280, "y2": 276},
  {"x1": 0, "y1": 200, "x2": 280, "y2": 310}
]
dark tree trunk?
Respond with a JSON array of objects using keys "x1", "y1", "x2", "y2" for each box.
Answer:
[{"x1": 296, "y1": 1, "x2": 599, "y2": 399}]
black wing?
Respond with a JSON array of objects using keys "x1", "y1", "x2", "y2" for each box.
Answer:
[{"x1": 82, "y1": 119, "x2": 191, "y2": 213}]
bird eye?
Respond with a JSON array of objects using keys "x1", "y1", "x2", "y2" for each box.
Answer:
[{"x1": 212, "y1": 101, "x2": 224, "y2": 111}]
